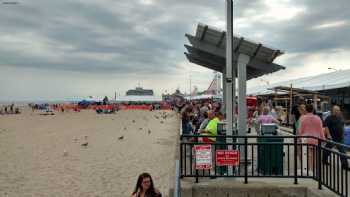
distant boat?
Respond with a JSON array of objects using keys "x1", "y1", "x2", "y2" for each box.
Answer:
[
  {"x1": 2, "y1": 1, "x2": 19, "y2": 5},
  {"x1": 126, "y1": 87, "x2": 154, "y2": 96}
]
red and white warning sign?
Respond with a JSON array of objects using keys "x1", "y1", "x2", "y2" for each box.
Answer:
[
  {"x1": 216, "y1": 150, "x2": 240, "y2": 166},
  {"x1": 193, "y1": 145, "x2": 212, "y2": 170}
]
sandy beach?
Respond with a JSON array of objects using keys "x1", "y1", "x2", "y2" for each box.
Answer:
[{"x1": 0, "y1": 108, "x2": 179, "y2": 197}]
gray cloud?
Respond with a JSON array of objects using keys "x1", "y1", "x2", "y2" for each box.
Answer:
[
  {"x1": 1, "y1": 0, "x2": 350, "y2": 100},
  {"x1": 238, "y1": 0, "x2": 350, "y2": 53}
]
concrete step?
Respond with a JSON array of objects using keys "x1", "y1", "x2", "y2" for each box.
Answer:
[{"x1": 172, "y1": 178, "x2": 337, "y2": 197}]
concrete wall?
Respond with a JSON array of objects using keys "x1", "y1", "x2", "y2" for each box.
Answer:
[{"x1": 175, "y1": 179, "x2": 337, "y2": 197}]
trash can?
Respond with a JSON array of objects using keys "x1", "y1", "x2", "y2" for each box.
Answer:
[
  {"x1": 216, "y1": 122, "x2": 227, "y2": 175},
  {"x1": 344, "y1": 126, "x2": 350, "y2": 146},
  {"x1": 261, "y1": 123, "x2": 278, "y2": 135},
  {"x1": 258, "y1": 124, "x2": 284, "y2": 175}
]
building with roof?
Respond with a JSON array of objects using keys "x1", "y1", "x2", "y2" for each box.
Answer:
[
  {"x1": 126, "y1": 87, "x2": 154, "y2": 96},
  {"x1": 115, "y1": 95, "x2": 162, "y2": 103},
  {"x1": 248, "y1": 69, "x2": 350, "y2": 118}
]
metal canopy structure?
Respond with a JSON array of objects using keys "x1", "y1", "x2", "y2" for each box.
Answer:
[
  {"x1": 185, "y1": 23, "x2": 285, "y2": 79},
  {"x1": 184, "y1": 22, "x2": 285, "y2": 140},
  {"x1": 184, "y1": 1, "x2": 285, "y2": 170}
]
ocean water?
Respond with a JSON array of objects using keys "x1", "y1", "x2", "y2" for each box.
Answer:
[{"x1": 0, "y1": 100, "x2": 74, "y2": 106}]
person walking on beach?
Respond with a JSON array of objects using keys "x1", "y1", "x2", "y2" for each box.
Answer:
[
  {"x1": 10, "y1": 103, "x2": 14, "y2": 113},
  {"x1": 295, "y1": 104, "x2": 306, "y2": 163},
  {"x1": 257, "y1": 107, "x2": 279, "y2": 134},
  {"x1": 295, "y1": 104, "x2": 306, "y2": 134},
  {"x1": 252, "y1": 107, "x2": 260, "y2": 134},
  {"x1": 181, "y1": 105, "x2": 193, "y2": 135},
  {"x1": 200, "y1": 111, "x2": 224, "y2": 143},
  {"x1": 291, "y1": 97, "x2": 305, "y2": 135},
  {"x1": 323, "y1": 105, "x2": 350, "y2": 170},
  {"x1": 198, "y1": 111, "x2": 210, "y2": 132},
  {"x1": 299, "y1": 104, "x2": 325, "y2": 172},
  {"x1": 131, "y1": 173, "x2": 162, "y2": 197}
]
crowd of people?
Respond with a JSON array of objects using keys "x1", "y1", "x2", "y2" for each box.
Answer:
[
  {"x1": 178, "y1": 96, "x2": 349, "y2": 171},
  {"x1": 0, "y1": 104, "x2": 20, "y2": 115},
  {"x1": 178, "y1": 100, "x2": 224, "y2": 143},
  {"x1": 291, "y1": 97, "x2": 350, "y2": 171}
]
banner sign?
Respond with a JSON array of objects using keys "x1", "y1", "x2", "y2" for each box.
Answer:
[
  {"x1": 193, "y1": 145, "x2": 212, "y2": 170},
  {"x1": 216, "y1": 150, "x2": 240, "y2": 166}
]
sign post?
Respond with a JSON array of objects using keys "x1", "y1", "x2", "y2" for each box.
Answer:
[
  {"x1": 225, "y1": 0, "x2": 235, "y2": 177},
  {"x1": 194, "y1": 145, "x2": 212, "y2": 170},
  {"x1": 216, "y1": 150, "x2": 240, "y2": 166}
]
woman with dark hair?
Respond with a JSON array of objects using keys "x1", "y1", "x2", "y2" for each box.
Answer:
[{"x1": 131, "y1": 173, "x2": 162, "y2": 197}]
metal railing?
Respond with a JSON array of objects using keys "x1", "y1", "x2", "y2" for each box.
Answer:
[
  {"x1": 180, "y1": 135, "x2": 350, "y2": 197},
  {"x1": 174, "y1": 159, "x2": 181, "y2": 197}
]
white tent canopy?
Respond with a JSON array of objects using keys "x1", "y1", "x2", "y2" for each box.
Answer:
[
  {"x1": 185, "y1": 94, "x2": 222, "y2": 100},
  {"x1": 248, "y1": 69, "x2": 350, "y2": 95},
  {"x1": 115, "y1": 95, "x2": 162, "y2": 103}
]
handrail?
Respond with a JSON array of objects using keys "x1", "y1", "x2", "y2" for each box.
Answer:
[
  {"x1": 174, "y1": 160, "x2": 181, "y2": 197},
  {"x1": 179, "y1": 134, "x2": 350, "y2": 197},
  {"x1": 180, "y1": 134, "x2": 350, "y2": 149}
]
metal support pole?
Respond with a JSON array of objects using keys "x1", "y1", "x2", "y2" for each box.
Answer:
[
  {"x1": 189, "y1": 75, "x2": 192, "y2": 101},
  {"x1": 294, "y1": 137, "x2": 298, "y2": 184},
  {"x1": 226, "y1": 0, "x2": 234, "y2": 176},
  {"x1": 222, "y1": 68, "x2": 227, "y2": 113},
  {"x1": 174, "y1": 160, "x2": 181, "y2": 197},
  {"x1": 289, "y1": 84, "x2": 293, "y2": 133},
  {"x1": 313, "y1": 94, "x2": 318, "y2": 112},
  {"x1": 317, "y1": 139, "x2": 322, "y2": 190},
  {"x1": 244, "y1": 137, "x2": 248, "y2": 184},
  {"x1": 237, "y1": 53, "x2": 250, "y2": 142}
]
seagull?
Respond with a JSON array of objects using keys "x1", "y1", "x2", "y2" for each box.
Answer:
[
  {"x1": 81, "y1": 142, "x2": 88, "y2": 147},
  {"x1": 118, "y1": 136, "x2": 124, "y2": 140}
]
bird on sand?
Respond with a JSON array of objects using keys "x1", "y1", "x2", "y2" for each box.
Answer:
[
  {"x1": 81, "y1": 142, "x2": 88, "y2": 147},
  {"x1": 118, "y1": 136, "x2": 124, "y2": 140},
  {"x1": 148, "y1": 130, "x2": 151, "y2": 134}
]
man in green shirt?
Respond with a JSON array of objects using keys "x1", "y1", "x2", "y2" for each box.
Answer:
[{"x1": 201, "y1": 111, "x2": 224, "y2": 142}]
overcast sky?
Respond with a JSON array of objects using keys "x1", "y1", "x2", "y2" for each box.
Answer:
[{"x1": 1, "y1": 0, "x2": 350, "y2": 101}]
